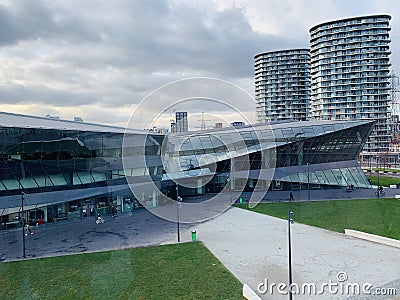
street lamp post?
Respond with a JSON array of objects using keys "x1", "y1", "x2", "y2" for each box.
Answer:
[
  {"x1": 307, "y1": 163, "x2": 310, "y2": 201},
  {"x1": 176, "y1": 183, "x2": 182, "y2": 242},
  {"x1": 376, "y1": 155, "x2": 380, "y2": 198},
  {"x1": 21, "y1": 191, "x2": 26, "y2": 259},
  {"x1": 369, "y1": 155, "x2": 372, "y2": 173},
  {"x1": 288, "y1": 210, "x2": 294, "y2": 300}
]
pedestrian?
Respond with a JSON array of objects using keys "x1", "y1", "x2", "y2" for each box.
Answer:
[
  {"x1": 111, "y1": 205, "x2": 115, "y2": 218},
  {"x1": 25, "y1": 223, "x2": 33, "y2": 235},
  {"x1": 379, "y1": 185, "x2": 384, "y2": 194},
  {"x1": 289, "y1": 192, "x2": 294, "y2": 202}
]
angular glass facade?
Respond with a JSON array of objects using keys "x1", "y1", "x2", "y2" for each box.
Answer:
[
  {"x1": 0, "y1": 112, "x2": 374, "y2": 229},
  {"x1": 164, "y1": 119, "x2": 373, "y2": 194},
  {"x1": 0, "y1": 112, "x2": 163, "y2": 228}
]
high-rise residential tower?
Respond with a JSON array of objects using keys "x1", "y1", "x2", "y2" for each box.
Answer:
[
  {"x1": 255, "y1": 49, "x2": 311, "y2": 122},
  {"x1": 309, "y1": 15, "x2": 392, "y2": 152}
]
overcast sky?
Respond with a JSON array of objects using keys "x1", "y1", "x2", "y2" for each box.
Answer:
[{"x1": 0, "y1": 0, "x2": 399, "y2": 128}]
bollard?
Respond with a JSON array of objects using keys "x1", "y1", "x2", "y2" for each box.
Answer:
[{"x1": 191, "y1": 230, "x2": 197, "y2": 242}]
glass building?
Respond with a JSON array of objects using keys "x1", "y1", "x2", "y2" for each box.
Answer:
[
  {"x1": 309, "y1": 15, "x2": 392, "y2": 152},
  {"x1": 0, "y1": 111, "x2": 373, "y2": 229},
  {"x1": 0, "y1": 112, "x2": 164, "y2": 228},
  {"x1": 255, "y1": 49, "x2": 311, "y2": 122},
  {"x1": 164, "y1": 119, "x2": 373, "y2": 194}
]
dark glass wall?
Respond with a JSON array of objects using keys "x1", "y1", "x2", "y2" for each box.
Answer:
[
  {"x1": 0, "y1": 127, "x2": 163, "y2": 197},
  {"x1": 275, "y1": 124, "x2": 369, "y2": 168}
]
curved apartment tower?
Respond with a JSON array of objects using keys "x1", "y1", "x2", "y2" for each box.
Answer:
[
  {"x1": 255, "y1": 49, "x2": 311, "y2": 122},
  {"x1": 310, "y1": 15, "x2": 392, "y2": 152}
]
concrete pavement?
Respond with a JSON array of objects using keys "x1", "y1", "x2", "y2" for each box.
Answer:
[
  {"x1": 172, "y1": 207, "x2": 400, "y2": 300},
  {"x1": 0, "y1": 208, "x2": 193, "y2": 261}
]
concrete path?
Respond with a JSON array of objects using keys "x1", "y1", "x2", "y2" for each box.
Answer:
[
  {"x1": 173, "y1": 207, "x2": 400, "y2": 300},
  {"x1": 0, "y1": 209, "x2": 193, "y2": 261}
]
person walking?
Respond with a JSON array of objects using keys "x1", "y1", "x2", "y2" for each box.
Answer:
[
  {"x1": 289, "y1": 192, "x2": 294, "y2": 202},
  {"x1": 25, "y1": 223, "x2": 33, "y2": 235}
]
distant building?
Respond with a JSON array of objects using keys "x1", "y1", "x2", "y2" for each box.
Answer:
[
  {"x1": 255, "y1": 49, "x2": 311, "y2": 122},
  {"x1": 231, "y1": 121, "x2": 245, "y2": 128},
  {"x1": 170, "y1": 122, "x2": 176, "y2": 133},
  {"x1": 45, "y1": 114, "x2": 60, "y2": 120},
  {"x1": 150, "y1": 126, "x2": 168, "y2": 134},
  {"x1": 171, "y1": 112, "x2": 188, "y2": 133},
  {"x1": 214, "y1": 122, "x2": 223, "y2": 128}
]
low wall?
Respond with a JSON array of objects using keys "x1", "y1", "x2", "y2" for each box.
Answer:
[
  {"x1": 345, "y1": 229, "x2": 400, "y2": 249},
  {"x1": 243, "y1": 284, "x2": 262, "y2": 300}
]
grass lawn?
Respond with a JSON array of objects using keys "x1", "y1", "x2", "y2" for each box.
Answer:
[
  {"x1": 366, "y1": 175, "x2": 400, "y2": 187},
  {"x1": 363, "y1": 168, "x2": 400, "y2": 173},
  {"x1": 235, "y1": 198, "x2": 400, "y2": 240},
  {"x1": 0, "y1": 242, "x2": 242, "y2": 300}
]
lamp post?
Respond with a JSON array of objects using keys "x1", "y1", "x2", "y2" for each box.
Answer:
[
  {"x1": 21, "y1": 191, "x2": 26, "y2": 259},
  {"x1": 288, "y1": 210, "x2": 294, "y2": 300},
  {"x1": 376, "y1": 155, "x2": 380, "y2": 198},
  {"x1": 307, "y1": 162, "x2": 310, "y2": 201},
  {"x1": 176, "y1": 183, "x2": 182, "y2": 242},
  {"x1": 369, "y1": 155, "x2": 372, "y2": 173}
]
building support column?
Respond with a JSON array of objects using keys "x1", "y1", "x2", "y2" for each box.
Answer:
[{"x1": 117, "y1": 195, "x2": 123, "y2": 212}]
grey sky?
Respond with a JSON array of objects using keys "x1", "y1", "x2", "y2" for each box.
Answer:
[{"x1": 0, "y1": 0, "x2": 398, "y2": 128}]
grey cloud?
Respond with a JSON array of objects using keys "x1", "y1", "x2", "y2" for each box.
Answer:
[
  {"x1": 118, "y1": 3, "x2": 297, "y2": 77},
  {"x1": 11, "y1": 1, "x2": 287, "y2": 109},
  {"x1": 41, "y1": 1, "x2": 298, "y2": 78},
  {"x1": 0, "y1": 0, "x2": 100, "y2": 46},
  {"x1": 0, "y1": 0, "x2": 398, "y2": 125},
  {"x1": 0, "y1": 83, "x2": 98, "y2": 106}
]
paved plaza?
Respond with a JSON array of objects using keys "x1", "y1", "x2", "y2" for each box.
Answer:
[
  {"x1": 173, "y1": 207, "x2": 400, "y2": 300},
  {"x1": 0, "y1": 209, "x2": 193, "y2": 261}
]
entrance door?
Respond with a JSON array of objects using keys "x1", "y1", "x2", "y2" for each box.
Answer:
[{"x1": 81, "y1": 201, "x2": 95, "y2": 218}]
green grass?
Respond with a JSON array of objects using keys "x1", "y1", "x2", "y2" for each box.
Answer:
[
  {"x1": 366, "y1": 168, "x2": 400, "y2": 173},
  {"x1": 235, "y1": 198, "x2": 400, "y2": 240},
  {"x1": 0, "y1": 242, "x2": 242, "y2": 300},
  {"x1": 366, "y1": 175, "x2": 400, "y2": 187}
]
